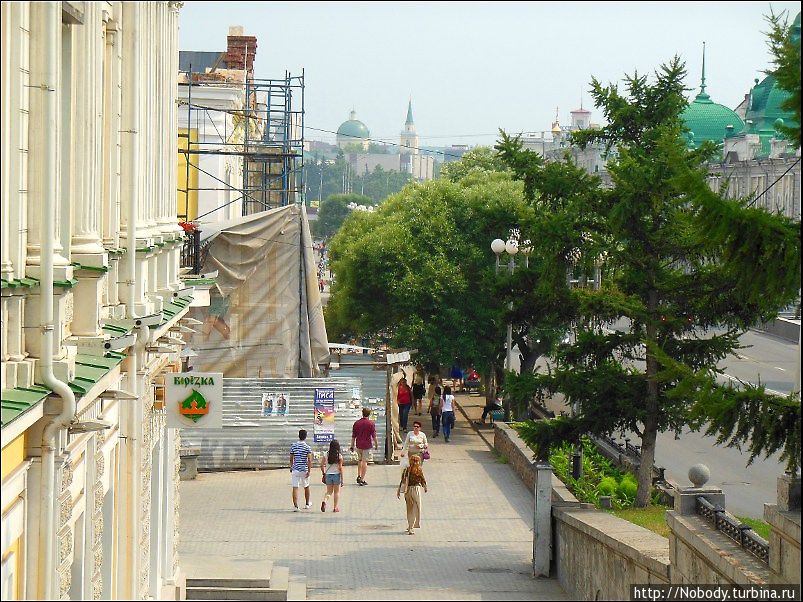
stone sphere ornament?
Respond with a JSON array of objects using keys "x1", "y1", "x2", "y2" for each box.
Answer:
[{"x1": 688, "y1": 463, "x2": 710, "y2": 488}]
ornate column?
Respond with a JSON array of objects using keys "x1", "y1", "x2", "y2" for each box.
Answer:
[
  {"x1": 26, "y1": 1, "x2": 70, "y2": 274},
  {"x1": 71, "y1": 2, "x2": 109, "y2": 339},
  {"x1": 120, "y1": 1, "x2": 154, "y2": 316},
  {"x1": 25, "y1": 1, "x2": 75, "y2": 372},
  {"x1": 1, "y1": 1, "x2": 14, "y2": 281},
  {"x1": 101, "y1": 14, "x2": 124, "y2": 319},
  {"x1": 167, "y1": 1, "x2": 185, "y2": 291}
]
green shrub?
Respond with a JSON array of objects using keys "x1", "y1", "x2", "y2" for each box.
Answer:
[
  {"x1": 598, "y1": 476, "x2": 618, "y2": 497},
  {"x1": 617, "y1": 474, "x2": 638, "y2": 501}
]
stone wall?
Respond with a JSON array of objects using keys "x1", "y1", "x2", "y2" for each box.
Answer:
[
  {"x1": 493, "y1": 422, "x2": 801, "y2": 598},
  {"x1": 666, "y1": 511, "x2": 769, "y2": 585},
  {"x1": 554, "y1": 506, "x2": 671, "y2": 598},
  {"x1": 764, "y1": 505, "x2": 801, "y2": 584},
  {"x1": 494, "y1": 423, "x2": 671, "y2": 599}
]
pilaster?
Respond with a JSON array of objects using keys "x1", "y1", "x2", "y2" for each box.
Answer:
[
  {"x1": 26, "y1": 1, "x2": 70, "y2": 271},
  {"x1": 71, "y1": 2, "x2": 106, "y2": 258}
]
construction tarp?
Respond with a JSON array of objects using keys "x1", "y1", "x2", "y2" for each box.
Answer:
[{"x1": 187, "y1": 204, "x2": 330, "y2": 377}]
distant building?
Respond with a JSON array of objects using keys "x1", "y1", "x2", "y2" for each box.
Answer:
[
  {"x1": 336, "y1": 110, "x2": 370, "y2": 150},
  {"x1": 337, "y1": 101, "x2": 435, "y2": 182}
]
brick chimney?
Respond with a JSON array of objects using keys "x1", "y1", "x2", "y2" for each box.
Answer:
[{"x1": 224, "y1": 25, "x2": 257, "y2": 73}]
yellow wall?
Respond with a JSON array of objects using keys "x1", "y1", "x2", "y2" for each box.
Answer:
[
  {"x1": 2, "y1": 433, "x2": 26, "y2": 599},
  {"x1": 2, "y1": 540, "x2": 22, "y2": 599},
  {"x1": 178, "y1": 128, "x2": 199, "y2": 221},
  {"x1": 1, "y1": 433, "x2": 26, "y2": 482}
]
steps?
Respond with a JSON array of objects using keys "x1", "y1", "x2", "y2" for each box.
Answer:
[{"x1": 184, "y1": 558, "x2": 306, "y2": 601}]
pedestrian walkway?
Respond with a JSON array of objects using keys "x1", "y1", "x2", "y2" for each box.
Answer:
[{"x1": 179, "y1": 394, "x2": 566, "y2": 600}]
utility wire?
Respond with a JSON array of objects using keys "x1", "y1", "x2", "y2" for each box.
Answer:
[{"x1": 746, "y1": 157, "x2": 799, "y2": 209}]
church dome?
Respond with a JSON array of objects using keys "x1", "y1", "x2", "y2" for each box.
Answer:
[
  {"x1": 746, "y1": 74, "x2": 794, "y2": 131},
  {"x1": 682, "y1": 45, "x2": 745, "y2": 148},
  {"x1": 336, "y1": 110, "x2": 370, "y2": 145}
]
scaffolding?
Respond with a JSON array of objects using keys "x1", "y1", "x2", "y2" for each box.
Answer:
[{"x1": 177, "y1": 69, "x2": 305, "y2": 223}]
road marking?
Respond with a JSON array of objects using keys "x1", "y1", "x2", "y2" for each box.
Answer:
[{"x1": 721, "y1": 373, "x2": 787, "y2": 397}]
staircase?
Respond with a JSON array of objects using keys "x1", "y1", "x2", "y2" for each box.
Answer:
[{"x1": 184, "y1": 558, "x2": 306, "y2": 601}]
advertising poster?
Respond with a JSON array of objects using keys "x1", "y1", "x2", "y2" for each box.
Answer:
[
  {"x1": 261, "y1": 392, "x2": 291, "y2": 416},
  {"x1": 313, "y1": 387, "x2": 336, "y2": 443}
]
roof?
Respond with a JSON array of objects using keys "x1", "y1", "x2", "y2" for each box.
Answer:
[
  {"x1": 682, "y1": 90, "x2": 745, "y2": 148},
  {"x1": 405, "y1": 100, "x2": 414, "y2": 126},
  {"x1": 337, "y1": 110, "x2": 370, "y2": 141},
  {"x1": 1, "y1": 352, "x2": 124, "y2": 429},
  {"x1": 179, "y1": 51, "x2": 226, "y2": 74}
]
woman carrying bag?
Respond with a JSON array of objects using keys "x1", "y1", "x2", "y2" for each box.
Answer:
[
  {"x1": 401, "y1": 421, "x2": 429, "y2": 462},
  {"x1": 397, "y1": 454, "x2": 428, "y2": 535}
]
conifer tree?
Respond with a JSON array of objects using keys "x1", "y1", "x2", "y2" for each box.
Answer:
[{"x1": 504, "y1": 59, "x2": 800, "y2": 506}]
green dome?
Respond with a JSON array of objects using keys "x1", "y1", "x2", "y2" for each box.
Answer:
[
  {"x1": 682, "y1": 90, "x2": 745, "y2": 148},
  {"x1": 745, "y1": 74, "x2": 795, "y2": 132},
  {"x1": 336, "y1": 110, "x2": 369, "y2": 143}
]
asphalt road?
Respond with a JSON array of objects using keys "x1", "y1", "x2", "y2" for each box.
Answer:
[{"x1": 656, "y1": 329, "x2": 798, "y2": 519}]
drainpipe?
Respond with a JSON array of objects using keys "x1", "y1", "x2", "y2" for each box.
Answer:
[
  {"x1": 37, "y1": 2, "x2": 76, "y2": 599},
  {"x1": 119, "y1": 3, "x2": 143, "y2": 596}
]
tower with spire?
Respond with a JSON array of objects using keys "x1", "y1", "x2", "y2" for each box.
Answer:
[{"x1": 399, "y1": 99, "x2": 419, "y2": 173}]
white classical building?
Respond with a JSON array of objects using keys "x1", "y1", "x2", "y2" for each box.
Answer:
[{"x1": 1, "y1": 2, "x2": 189, "y2": 600}]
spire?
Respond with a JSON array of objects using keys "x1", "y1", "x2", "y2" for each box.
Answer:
[
  {"x1": 405, "y1": 98, "x2": 414, "y2": 126},
  {"x1": 697, "y1": 42, "x2": 710, "y2": 100}
]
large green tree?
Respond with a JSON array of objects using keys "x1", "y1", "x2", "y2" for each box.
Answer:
[
  {"x1": 511, "y1": 59, "x2": 801, "y2": 506},
  {"x1": 325, "y1": 169, "x2": 530, "y2": 381}
]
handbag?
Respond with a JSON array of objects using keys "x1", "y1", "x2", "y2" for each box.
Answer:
[{"x1": 422, "y1": 449, "x2": 431, "y2": 461}]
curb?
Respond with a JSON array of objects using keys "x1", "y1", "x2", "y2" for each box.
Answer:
[{"x1": 455, "y1": 401, "x2": 495, "y2": 451}]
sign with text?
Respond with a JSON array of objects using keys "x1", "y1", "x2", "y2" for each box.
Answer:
[
  {"x1": 313, "y1": 388, "x2": 336, "y2": 443},
  {"x1": 166, "y1": 372, "x2": 223, "y2": 429}
]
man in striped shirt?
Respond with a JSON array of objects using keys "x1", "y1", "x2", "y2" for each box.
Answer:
[{"x1": 289, "y1": 429, "x2": 313, "y2": 511}]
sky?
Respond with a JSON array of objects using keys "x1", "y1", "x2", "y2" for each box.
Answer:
[{"x1": 178, "y1": 1, "x2": 801, "y2": 150}]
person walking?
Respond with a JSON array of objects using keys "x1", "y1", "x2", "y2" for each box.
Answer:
[
  {"x1": 289, "y1": 429, "x2": 313, "y2": 511},
  {"x1": 396, "y1": 376, "x2": 413, "y2": 432},
  {"x1": 441, "y1": 386, "x2": 456, "y2": 443},
  {"x1": 320, "y1": 440, "x2": 344, "y2": 513},
  {"x1": 401, "y1": 421, "x2": 429, "y2": 462},
  {"x1": 427, "y1": 385, "x2": 442, "y2": 437},
  {"x1": 412, "y1": 366, "x2": 426, "y2": 415},
  {"x1": 350, "y1": 407, "x2": 378, "y2": 486},
  {"x1": 397, "y1": 455, "x2": 428, "y2": 535}
]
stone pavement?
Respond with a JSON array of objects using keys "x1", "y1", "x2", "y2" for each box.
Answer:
[{"x1": 178, "y1": 393, "x2": 566, "y2": 600}]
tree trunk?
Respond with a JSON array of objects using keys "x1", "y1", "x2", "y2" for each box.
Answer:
[
  {"x1": 637, "y1": 289, "x2": 660, "y2": 508},
  {"x1": 636, "y1": 421, "x2": 657, "y2": 507}
]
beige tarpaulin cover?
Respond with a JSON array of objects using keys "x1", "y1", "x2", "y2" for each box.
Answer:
[{"x1": 188, "y1": 205, "x2": 330, "y2": 377}]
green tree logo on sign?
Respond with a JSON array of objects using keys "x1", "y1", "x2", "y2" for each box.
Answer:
[{"x1": 179, "y1": 389, "x2": 209, "y2": 423}]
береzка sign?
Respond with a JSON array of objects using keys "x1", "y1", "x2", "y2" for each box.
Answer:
[{"x1": 166, "y1": 372, "x2": 223, "y2": 428}]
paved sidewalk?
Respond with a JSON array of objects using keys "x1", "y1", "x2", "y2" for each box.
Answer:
[{"x1": 179, "y1": 394, "x2": 566, "y2": 600}]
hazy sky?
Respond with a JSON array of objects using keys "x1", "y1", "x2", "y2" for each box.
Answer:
[{"x1": 178, "y1": 1, "x2": 801, "y2": 149}]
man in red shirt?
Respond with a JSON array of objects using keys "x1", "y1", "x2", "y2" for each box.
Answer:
[{"x1": 350, "y1": 408, "x2": 378, "y2": 486}]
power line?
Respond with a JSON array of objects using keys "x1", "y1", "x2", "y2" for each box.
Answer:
[{"x1": 746, "y1": 157, "x2": 800, "y2": 209}]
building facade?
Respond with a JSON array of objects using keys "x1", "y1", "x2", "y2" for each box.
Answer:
[{"x1": 1, "y1": 2, "x2": 190, "y2": 599}]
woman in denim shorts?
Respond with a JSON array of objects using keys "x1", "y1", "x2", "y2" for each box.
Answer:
[{"x1": 320, "y1": 440, "x2": 344, "y2": 513}]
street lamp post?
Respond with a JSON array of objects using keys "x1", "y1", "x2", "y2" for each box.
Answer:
[{"x1": 491, "y1": 237, "x2": 520, "y2": 373}]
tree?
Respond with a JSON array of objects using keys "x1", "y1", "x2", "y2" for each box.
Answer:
[
  {"x1": 325, "y1": 169, "x2": 531, "y2": 384},
  {"x1": 511, "y1": 59, "x2": 801, "y2": 507},
  {"x1": 496, "y1": 134, "x2": 606, "y2": 382},
  {"x1": 440, "y1": 146, "x2": 509, "y2": 183},
  {"x1": 765, "y1": 10, "x2": 801, "y2": 148},
  {"x1": 314, "y1": 194, "x2": 373, "y2": 239}
]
